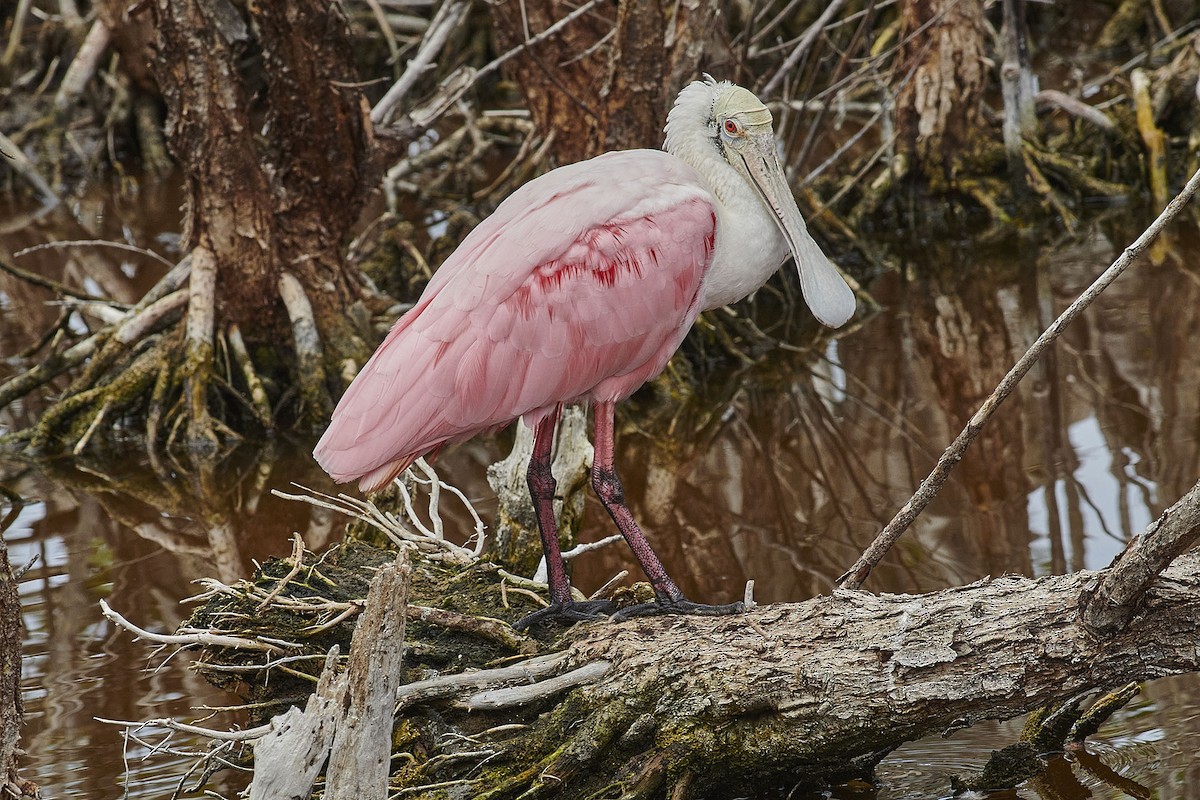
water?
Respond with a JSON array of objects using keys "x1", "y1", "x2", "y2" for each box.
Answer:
[{"x1": 3, "y1": 197, "x2": 1200, "y2": 797}]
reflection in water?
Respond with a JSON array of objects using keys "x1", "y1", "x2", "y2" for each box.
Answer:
[
  {"x1": 4, "y1": 446, "x2": 326, "y2": 799},
  {"x1": 3, "y1": 201, "x2": 1200, "y2": 797}
]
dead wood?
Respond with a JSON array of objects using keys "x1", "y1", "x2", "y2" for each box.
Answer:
[
  {"x1": 1081, "y1": 478, "x2": 1200, "y2": 636},
  {"x1": 247, "y1": 550, "x2": 411, "y2": 800},
  {"x1": 124, "y1": 473, "x2": 1200, "y2": 800},
  {"x1": 406, "y1": 555, "x2": 1200, "y2": 799},
  {"x1": 0, "y1": 492, "x2": 36, "y2": 798}
]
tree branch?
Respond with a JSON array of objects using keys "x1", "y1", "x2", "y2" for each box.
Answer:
[
  {"x1": 839, "y1": 163, "x2": 1200, "y2": 590},
  {"x1": 1081, "y1": 478, "x2": 1200, "y2": 636}
]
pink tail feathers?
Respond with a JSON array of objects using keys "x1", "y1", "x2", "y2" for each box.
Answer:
[{"x1": 354, "y1": 456, "x2": 417, "y2": 493}]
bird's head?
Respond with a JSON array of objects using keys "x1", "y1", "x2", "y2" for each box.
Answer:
[{"x1": 665, "y1": 78, "x2": 855, "y2": 328}]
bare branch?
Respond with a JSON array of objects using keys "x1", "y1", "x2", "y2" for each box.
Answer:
[
  {"x1": 459, "y1": 660, "x2": 611, "y2": 711},
  {"x1": 96, "y1": 716, "x2": 272, "y2": 742},
  {"x1": 370, "y1": 0, "x2": 469, "y2": 125},
  {"x1": 99, "y1": 599, "x2": 293, "y2": 653},
  {"x1": 838, "y1": 163, "x2": 1200, "y2": 590},
  {"x1": 394, "y1": 651, "x2": 570, "y2": 710},
  {"x1": 762, "y1": 0, "x2": 849, "y2": 96},
  {"x1": 1081, "y1": 479, "x2": 1200, "y2": 636}
]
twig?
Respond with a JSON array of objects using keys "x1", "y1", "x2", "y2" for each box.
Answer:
[
  {"x1": 588, "y1": 570, "x2": 628, "y2": 601},
  {"x1": 411, "y1": 458, "x2": 445, "y2": 538},
  {"x1": 498, "y1": 568, "x2": 586, "y2": 603},
  {"x1": 837, "y1": 163, "x2": 1200, "y2": 590},
  {"x1": 53, "y1": 18, "x2": 112, "y2": 110},
  {"x1": 361, "y1": 0, "x2": 402, "y2": 73},
  {"x1": 1, "y1": 250, "x2": 94, "y2": 298},
  {"x1": 371, "y1": 0, "x2": 469, "y2": 125},
  {"x1": 459, "y1": 661, "x2": 611, "y2": 711},
  {"x1": 16, "y1": 238, "x2": 177, "y2": 269},
  {"x1": 1, "y1": 0, "x2": 33, "y2": 70},
  {"x1": 533, "y1": 535, "x2": 621, "y2": 585},
  {"x1": 762, "y1": 0, "x2": 848, "y2": 96},
  {"x1": 96, "y1": 716, "x2": 272, "y2": 742},
  {"x1": 99, "y1": 599, "x2": 292, "y2": 652},
  {"x1": 256, "y1": 534, "x2": 306, "y2": 611},
  {"x1": 561, "y1": 534, "x2": 622, "y2": 561},
  {"x1": 272, "y1": 483, "x2": 478, "y2": 562},
  {"x1": 406, "y1": 0, "x2": 607, "y2": 127}
]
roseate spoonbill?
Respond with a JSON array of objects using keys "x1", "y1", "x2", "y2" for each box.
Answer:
[{"x1": 314, "y1": 77, "x2": 855, "y2": 624}]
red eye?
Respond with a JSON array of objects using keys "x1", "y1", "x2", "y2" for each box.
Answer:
[{"x1": 723, "y1": 119, "x2": 739, "y2": 135}]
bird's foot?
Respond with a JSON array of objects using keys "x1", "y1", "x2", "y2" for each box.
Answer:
[
  {"x1": 514, "y1": 599, "x2": 616, "y2": 630},
  {"x1": 610, "y1": 597, "x2": 745, "y2": 621}
]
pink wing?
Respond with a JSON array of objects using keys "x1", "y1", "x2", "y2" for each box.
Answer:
[{"x1": 314, "y1": 150, "x2": 718, "y2": 490}]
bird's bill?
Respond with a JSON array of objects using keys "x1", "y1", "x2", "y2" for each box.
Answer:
[{"x1": 738, "y1": 135, "x2": 856, "y2": 328}]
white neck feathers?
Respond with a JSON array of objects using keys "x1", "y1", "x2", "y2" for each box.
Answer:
[{"x1": 662, "y1": 79, "x2": 790, "y2": 310}]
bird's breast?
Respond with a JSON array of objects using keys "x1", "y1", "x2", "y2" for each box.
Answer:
[{"x1": 700, "y1": 199, "x2": 789, "y2": 311}]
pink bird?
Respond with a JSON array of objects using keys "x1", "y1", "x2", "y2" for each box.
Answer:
[{"x1": 314, "y1": 78, "x2": 855, "y2": 625}]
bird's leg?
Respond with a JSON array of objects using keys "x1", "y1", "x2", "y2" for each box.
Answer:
[
  {"x1": 529, "y1": 405, "x2": 571, "y2": 606},
  {"x1": 515, "y1": 404, "x2": 615, "y2": 629},
  {"x1": 591, "y1": 400, "x2": 744, "y2": 620}
]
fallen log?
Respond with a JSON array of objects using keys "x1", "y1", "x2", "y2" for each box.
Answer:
[
  {"x1": 105, "y1": 479, "x2": 1200, "y2": 798},
  {"x1": 427, "y1": 551, "x2": 1200, "y2": 798}
]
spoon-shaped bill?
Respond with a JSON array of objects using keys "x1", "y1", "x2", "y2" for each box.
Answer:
[{"x1": 739, "y1": 136, "x2": 856, "y2": 328}]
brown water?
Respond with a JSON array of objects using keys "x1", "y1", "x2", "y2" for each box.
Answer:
[{"x1": 3, "y1": 195, "x2": 1200, "y2": 797}]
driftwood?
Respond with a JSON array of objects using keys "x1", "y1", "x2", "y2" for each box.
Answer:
[
  {"x1": 247, "y1": 550, "x2": 410, "y2": 800},
  {"x1": 360, "y1": 509, "x2": 1200, "y2": 798},
  {"x1": 94, "y1": 476, "x2": 1200, "y2": 799}
]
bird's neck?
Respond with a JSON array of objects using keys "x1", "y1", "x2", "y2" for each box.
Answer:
[{"x1": 664, "y1": 86, "x2": 789, "y2": 311}]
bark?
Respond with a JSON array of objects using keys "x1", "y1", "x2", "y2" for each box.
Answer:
[
  {"x1": 489, "y1": 0, "x2": 718, "y2": 163},
  {"x1": 0, "y1": 501, "x2": 34, "y2": 799},
  {"x1": 151, "y1": 0, "x2": 374, "y2": 426},
  {"x1": 894, "y1": 0, "x2": 990, "y2": 184},
  {"x1": 410, "y1": 553, "x2": 1200, "y2": 798}
]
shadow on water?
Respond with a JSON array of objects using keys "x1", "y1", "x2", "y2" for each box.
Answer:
[{"x1": 3, "y1": 194, "x2": 1200, "y2": 797}]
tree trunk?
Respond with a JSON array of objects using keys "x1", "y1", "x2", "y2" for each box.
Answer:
[
  {"x1": 4, "y1": 0, "x2": 380, "y2": 458},
  {"x1": 489, "y1": 0, "x2": 717, "y2": 163},
  {"x1": 151, "y1": 0, "x2": 375, "y2": 434},
  {"x1": 376, "y1": 553, "x2": 1200, "y2": 798},
  {"x1": 0, "y1": 504, "x2": 34, "y2": 798},
  {"x1": 894, "y1": 0, "x2": 989, "y2": 185}
]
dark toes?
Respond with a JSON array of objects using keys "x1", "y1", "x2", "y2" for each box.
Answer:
[
  {"x1": 610, "y1": 598, "x2": 745, "y2": 622},
  {"x1": 514, "y1": 599, "x2": 617, "y2": 630}
]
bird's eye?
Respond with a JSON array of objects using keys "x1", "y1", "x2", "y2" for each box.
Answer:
[{"x1": 723, "y1": 119, "x2": 741, "y2": 136}]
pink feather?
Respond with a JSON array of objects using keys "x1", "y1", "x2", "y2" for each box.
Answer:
[{"x1": 313, "y1": 150, "x2": 718, "y2": 491}]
